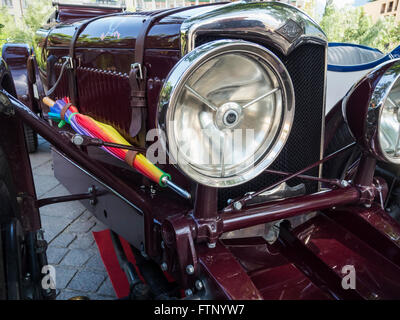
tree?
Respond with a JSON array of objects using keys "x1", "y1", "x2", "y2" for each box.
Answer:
[
  {"x1": 0, "y1": 0, "x2": 52, "y2": 48},
  {"x1": 319, "y1": 1, "x2": 400, "y2": 52}
]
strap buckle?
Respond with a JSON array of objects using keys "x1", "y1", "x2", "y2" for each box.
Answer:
[
  {"x1": 61, "y1": 56, "x2": 74, "y2": 69},
  {"x1": 131, "y1": 62, "x2": 143, "y2": 80}
]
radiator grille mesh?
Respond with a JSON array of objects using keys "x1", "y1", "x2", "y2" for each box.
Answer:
[{"x1": 217, "y1": 44, "x2": 326, "y2": 208}]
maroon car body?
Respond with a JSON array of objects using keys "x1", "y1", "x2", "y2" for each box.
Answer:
[{"x1": 1, "y1": 1, "x2": 400, "y2": 300}]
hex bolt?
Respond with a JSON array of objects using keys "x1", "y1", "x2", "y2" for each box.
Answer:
[
  {"x1": 72, "y1": 134, "x2": 84, "y2": 146},
  {"x1": 184, "y1": 289, "x2": 193, "y2": 297},
  {"x1": 340, "y1": 180, "x2": 349, "y2": 187},
  {"x1": 186, "y1": 264, "x2": 195, "y2": 275},
  {"x1": 160, "y1": 262, "x2": 168, "y2": 271},
  {"x1": 233, "y1": 201, "x2": 242, "y2": 211},
  {"x1": 195, "y1": 280, "x2": 204, "y2": 291}
]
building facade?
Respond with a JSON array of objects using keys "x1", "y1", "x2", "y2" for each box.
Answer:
[
  {"x1": 363, "y1": 0, "x2": 400, "y2": 22},
  {"x1": 1, "y1": 0, "x2": 26, "y2": 19}
]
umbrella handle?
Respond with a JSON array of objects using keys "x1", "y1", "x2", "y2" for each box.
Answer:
[{"x1": 43, "y1": 97, "x2": 56, "y2": 108}]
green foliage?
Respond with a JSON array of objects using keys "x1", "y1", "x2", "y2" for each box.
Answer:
[
  {"x1": 320, "y1": 1, "x2": 400, "y2": 52},
  {"x1": 0, "y1": 0, "x2": 52, "y2": 48}
]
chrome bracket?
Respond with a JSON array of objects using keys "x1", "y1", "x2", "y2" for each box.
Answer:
[{"x1": 131, "y1": 63, "x2": 143, "y2": 80}]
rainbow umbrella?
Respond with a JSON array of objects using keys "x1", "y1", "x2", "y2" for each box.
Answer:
[{"x1": 43, "y1": 97, "x2": 190, "y2": 199}]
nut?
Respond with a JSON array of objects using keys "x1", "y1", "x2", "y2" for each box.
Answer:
[
  {"x1": 184, "y1": 289, "x2": 193, "y2": 297},
  {"x1": 186, "y1": 264, "x2": 195, "y2": 275},
  {"x1": 233, "y1": 201, "x2": 242, "y2": 211},
  {"x1": 195, "y1": 280, "x2": 204, "y2": 291},
  {"x1": 160, "y1": 262, "x2": 168, "y2": 271},
  {"x1": 207, "y1": 242, "x2": 216, "y2": 249}
]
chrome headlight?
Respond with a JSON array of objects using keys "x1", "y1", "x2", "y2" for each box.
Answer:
[
  {"x1": 157, "y1": 40, "x2": 295, "y2": 187},
  {"x1": 378, "y1": 68, "x2": 400, "y2": 164}
]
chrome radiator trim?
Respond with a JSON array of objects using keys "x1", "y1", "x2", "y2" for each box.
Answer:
[{"x1": 180, "y1": 1, "x2": 327, "y2": 56}]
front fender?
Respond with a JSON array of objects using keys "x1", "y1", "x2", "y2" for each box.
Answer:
[
  {"x1": 0, "y1": 57, "x2": 17, "y2": 97},
  {"x1": 1, "y1": 43, "x2": 39, "y2": 112}
]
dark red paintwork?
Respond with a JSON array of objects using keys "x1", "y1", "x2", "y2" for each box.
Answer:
[
  {"x1": 2, "y1": 3, "x2": 400, "y2": 300},
  {"x1": 55, "y1": 3, "x2": 125, "y2": 24},
  {"x1": 1, "y1": 44, "x2": 34, "y2": 110}
]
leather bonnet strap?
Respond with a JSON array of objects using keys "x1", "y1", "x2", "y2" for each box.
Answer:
[
  {"x1": 130, "y1": 3, "x2": 225, "y2": 109},
  {"x1": 60, "y1": 102, "x2": 72, "y2": 121},
  {"x1": 134, "y1": 3, "x2": 225, "y2": 67},
  {"x1": 124, "y1": 150, "x2": 138, "y2": 167}
]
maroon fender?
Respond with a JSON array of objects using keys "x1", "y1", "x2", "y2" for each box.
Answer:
[{"x1": 1, "y1": 44, "x2": 39, "y2": 113}]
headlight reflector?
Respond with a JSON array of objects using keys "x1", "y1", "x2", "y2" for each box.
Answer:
[{"x1": 158, "y1": 40, "x2": 295, "y2": 187}]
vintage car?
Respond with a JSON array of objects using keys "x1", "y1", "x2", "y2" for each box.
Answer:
[
  {"x1": 1, "y1": 0, "x2": 400, "y2": 300},
  {"x1": 326, "y1": 42, "x2": 400, "y2": 112}
]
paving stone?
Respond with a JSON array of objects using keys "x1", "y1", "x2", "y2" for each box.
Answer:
[
  {"x1": 41, "y1": 215, "x2": 71, "y2": 242},
  {"x1": 33, "y1": 160, "x2": 54, "y2": 176},
  {"x1": 33, "y1": 175, "x2": 60, "y2": 198},
  {"x1": 39, "y1": 184, "x2": 86, "y2": 219},
  {"x1": 30, "y1": 137, "x2": 111, "y2": 300},
  {"x1": 44, "y1": 184, "x2": 70, "y2": 197},
  {"x1": 85, "y1": 253, "x2": 107, "y2": 272},
  {"x1": 29, "y1": 143, "x2": 51, "y2": 168},
  {"x1": 69, "y1": 233, "x2": 95, "y2": 249},
  {"x1": 61, "y1": 249, "x2": 94, "y2": 267},
  {"x1": 78, "y1": 210, "x2": 93, "y2": 222},
  {"x1": 55, "y1": 265, "x2": 78, "y2": 289},
  {"x1": 67, "y1": 269, "x2": 106, "y2": 293},
  {"x1": 43, "y1": 229, "x2": 58, "y2": 243},
  {"x1": 39, "y1": 185, "x2": 87, "y2": 220},
  {"x1": 46, "y1": 247, "x2": 69, "y2": 265},
  {"x1": 97, "y1": 277, "x2": 115, "y2": 297},
  {"x1": 91, "y1": 219, "x2": 109, "y2": 232},
  {"x1": 40, "y1": 202, "x2": 86, "y2": 220},
  {"x1": 50, "y1": 233, "x2": 76, "y2": 248},
  {"x1": 65, "y1": 217, "x2": 96, "y2": 233}
]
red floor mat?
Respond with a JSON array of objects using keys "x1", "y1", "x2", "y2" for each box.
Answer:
[{"x1": 93, "y1": 230, "x2": 142, "y2": 299}]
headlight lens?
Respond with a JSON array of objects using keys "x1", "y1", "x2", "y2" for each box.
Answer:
[
  {"x1": 158, "y1": 40, "x2": 295, "y2": 187},
  {"x1": 379, "y1": 74, "x2": 400, "y2": 163}
]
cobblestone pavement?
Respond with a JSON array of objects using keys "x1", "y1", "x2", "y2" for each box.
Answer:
[{"x1": 30, "y1": 137, "x2": 116, "y2": 300}]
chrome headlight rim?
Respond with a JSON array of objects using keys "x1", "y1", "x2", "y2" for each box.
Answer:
[
  {"x1": 157, "y1": 39, "x2": 295, "y2": 187},
  {"x1": 370, "y1": 61, "x2": 400, "y2": 164}
]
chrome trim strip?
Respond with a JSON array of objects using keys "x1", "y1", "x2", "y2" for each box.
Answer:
[
  {"x1": 319, "y1": 45, "x2": 328, "y2": 187},
  {"x1": 180, "y1": 1, "x2": 327, "y2": 56}
]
